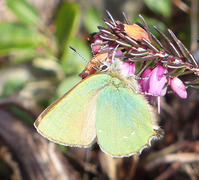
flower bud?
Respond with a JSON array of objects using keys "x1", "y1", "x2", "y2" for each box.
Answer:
[{"x1": 170, "y1": 77, "x2": 187, "y2": 99}]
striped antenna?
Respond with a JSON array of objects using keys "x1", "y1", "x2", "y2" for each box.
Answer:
[{"x1": 69, "y1": 46, "x2": 97, "y2": 70}]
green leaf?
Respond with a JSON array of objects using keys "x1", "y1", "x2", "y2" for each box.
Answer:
[
  {"x1": 55, "y1": 2, "x2": 80, "y2": 55},
  {"x1": 192, "y1": 77, "x2": 199, "y2": 83},
  {"x1": 61, "y1": 38, "x2": 91, "y2": 75},
  {"x1": 0, "y1": 66, "x2": 31, "y2": 97},
  {"x1": 186, "y1": 84, "x2": 199, "y2": 89},
  {"x1": 32, "y1": 58, "x2": 65, "y2": 80},
  {"x1": 58, "y1": 145, "x2": 68, "y2": 153},
  {"x1": 9, "y1": 49, "x2": 41, "y2": 63},
  {"x1": 1, "y1": 78, "x2": 26, "y2": 97},
  {"x1": 83, "y1": 8, "x2": 105, "y2": 34},
  {"x1": 144, "y1": 0, "x2": 171, "y2": 18},
  {"x1": 0, "y1": 22, "x2": 42, "y2": 53},
  {"x1": 7, "y1": 0, "x2": 39, "y2": 25},
  {"x1": 9, "y1": 105, "x2": 34, "y2": 125}
]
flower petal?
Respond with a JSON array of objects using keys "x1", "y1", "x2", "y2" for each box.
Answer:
[
  {"x1": 148, "y1": 66, "x2": 168, "y2": 96},
  {"x1": 170, "y1": 77, "x2": 187, "y2": 99},
  {"x1": 120, "y1": 61, "x2": 136, "y2": 76},
  {"x1": 140, "y1": 68, "x2": 152, "y2": 92}
]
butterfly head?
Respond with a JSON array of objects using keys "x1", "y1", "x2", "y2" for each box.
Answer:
[
  {"x1": 98, "y1": 58, "x2": 127, "y2": 79},
  {"x1": 99, "y1": 60, "x2": 110, "y2": 72}
]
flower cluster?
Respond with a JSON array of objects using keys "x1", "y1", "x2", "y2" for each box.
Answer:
[
  {"x1": 122, "y1": 62, "x2": 187, "y2": 99},
  {"x1": 80, "y1": 11, "x2": 199, "y2": 105}
]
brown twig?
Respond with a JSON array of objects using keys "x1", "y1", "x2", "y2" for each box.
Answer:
[
  {"x1": 145, "y1": 140, "x2": 199, "y2": 162},
  {"x1": 154, "y1": 162, "x2": 181, "y2": 180},
  {"x1": 184, "y1": 164, "x2": 197, "y2": 180},
  {"x1": 0, "y1": 108, "x2": 81, "y2": 180},
  {"x1": 145, "y1": 153, "x2": 199, "y2": 171}
]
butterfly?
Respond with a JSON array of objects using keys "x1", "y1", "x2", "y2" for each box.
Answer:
[
  {"x1": 34, "y1": 58, "x2": 163, "y2": 157},
  {"x1": 79, "y1": 52, "x2": 110, "y2": 79}
]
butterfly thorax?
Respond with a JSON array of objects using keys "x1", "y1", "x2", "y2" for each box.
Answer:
[{"x1": 97, "y1": 59, "x2": 141, "y2": 93}]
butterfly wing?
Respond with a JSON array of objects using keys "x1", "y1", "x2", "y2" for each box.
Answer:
[
  {"x1": 34, "y1": 74, "x2": 110, "y2": 147},
  {"x1": 96, "y1": 80, "x2": 160, "y2": 157}
]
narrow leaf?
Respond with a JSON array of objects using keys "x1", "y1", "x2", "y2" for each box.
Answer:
[
  {"x1": 55, "y1": 2, "x2": 80, "y2": 55},
  {"x1": 7, "y1": 0, "x2": 39, "y2": 25}
]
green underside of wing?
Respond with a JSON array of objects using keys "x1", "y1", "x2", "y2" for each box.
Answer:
[
  {"x1": 96, "y1": 83, "x2": 156, "y2": 157},
  {"x1": 35, "y1": 72, "x2": 157, "y2": 155},
  {"x1": 35, "y1": 74, "x2": 112, "y2": 147}
]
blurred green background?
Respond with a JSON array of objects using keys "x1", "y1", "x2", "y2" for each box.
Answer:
[{"x1": 0, "y1": 0, "x2": 199, "y2": 180}]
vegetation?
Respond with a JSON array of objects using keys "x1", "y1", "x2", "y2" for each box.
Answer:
[{"x1": 0, "y1": 0, "x2": 198, "y2": 179}]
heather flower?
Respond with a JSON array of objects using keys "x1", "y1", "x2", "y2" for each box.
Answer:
[
  {"x1": 169, "y1": 77, "x2": 187, "y2": 99},
  {"x1": 140, "y1": 68, "x2": 152, "y2": 93},
  {"x1": 107, "y1": 46, "x2": 123, "y2": 57},
  {"x1": 115, "y1": 50, "x2": 123, "y2": 56},
  {"x1": 141, "y1": 66, "x2": 168, "y2": 96},
  {"x1": 87, "y1": 11, "x2": 198, "y2": 101},
  {"x1": 120, "y1": 61, "x2": 136, "y2": 76},
  {"x1": 91, "y1": 37, "x2": 103, "y2": 54}
]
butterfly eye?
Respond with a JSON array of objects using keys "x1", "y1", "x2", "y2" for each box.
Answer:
[{"x1": 100, "y1": 64, "x2": 109, "y2": 72}]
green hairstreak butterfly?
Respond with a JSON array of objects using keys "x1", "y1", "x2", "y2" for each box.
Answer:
[{"x1": 34, "y1": 59, "x2": 163, "y2": 157}]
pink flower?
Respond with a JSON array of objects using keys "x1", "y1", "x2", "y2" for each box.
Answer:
[
  {"x1": 120, "y1": 61, "x2": 136, "y2": 76},
  {"x1": 115, "y1": 50, "x2": 123, "y2": 56},
  {"x1": 148, "y1": 66, "x2": 168, "y2": 95},
  {"x1": 91, "y1": 38, "x2": 103, "y2": 54},
  {"x1": 169, "y1": 77, "x2": 187, "y2": 99},
  {"x1": 141, "y1": 66, "x2": 168, "y2": 96},
  {"x1": 107, "y1": 46, "x2": 123, "y2": 56},
  {"x1": 140, "y1": 68, "x2": 152, "y2": 93}
]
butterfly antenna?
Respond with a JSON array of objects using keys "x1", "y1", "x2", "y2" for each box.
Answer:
[
  {"x1": 69, "y1": 46, "x2": 89, "y2": 63},
  {"x1": 69, "y1": 46, "x2": 98, "y2": 70}
]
